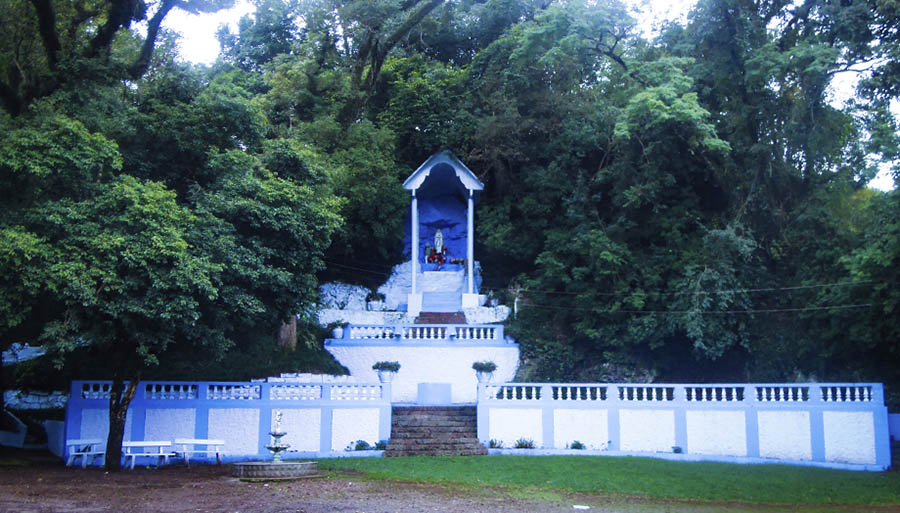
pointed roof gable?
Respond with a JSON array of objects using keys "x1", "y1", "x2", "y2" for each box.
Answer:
[{"x1": 403, "y1": 151, "x2": 484, "y2": 200}]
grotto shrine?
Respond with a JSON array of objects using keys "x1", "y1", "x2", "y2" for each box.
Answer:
[{"x1": 316, "y1": 151, "x2": 520, "y2": 403}]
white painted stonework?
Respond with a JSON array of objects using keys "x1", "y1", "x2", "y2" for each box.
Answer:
[
  {"x1": 619, "y1": 409, "x2": 675, "y2": 452},
  {"x1": 145, "y1": 408, "x2": 195, "y2": 442},
  {"x1": 317, "y1": 309, "x2": 411, "y2": 327},
  {"x1": 686, "y1": 410, "x2": 747, "y2": 456},
  {"x1": 489, "y1": 408, "x2": 542, "y2": 447},
  {"x1": 4, "y1": 390, "x2": 69, "y2": 409},
  {"x1": 463, "y1": 305, "x2": 511, "y2": 324},
  {"x1": 276, "y1": 409, "x2": 322, "y2": 453},
  {"x1": 318, "y1": 283, "x2": 370, "y2": 310},
  {"x1": 208, "y1": 408, "x2": 260, "y2": 456},
  {"x1": 326, "y1": 344, "x2": 519, "y2": 403},
  {"x1": 1, "y1": 343, "x2": 45, "y2": 363},
  {"x1": 376, "y1": 261, "x2": 414, "y2": 310},
  {"x1": 823, "y1": 411, "x2": 876, "y2": 464},
  {"x1": 331, "y1": 408, "x2": 380, "y2": 451},
  {"x1": 757, "y1": 410, "x2": 811, "y2": 461},
  {"x1": 553, "y1": 409, "x2": 608, "y2": 449}
]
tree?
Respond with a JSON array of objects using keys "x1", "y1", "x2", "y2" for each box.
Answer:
[{"x1": 0, "y1": 0, "x2": 234, "y2": 117}]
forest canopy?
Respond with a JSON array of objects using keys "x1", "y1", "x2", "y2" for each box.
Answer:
[{"x1": 1, "y1": 0, "x2": 899, "y2": 453}]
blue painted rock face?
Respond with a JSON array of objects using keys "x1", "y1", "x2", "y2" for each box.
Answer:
[{"x1": 404, "y1": 193, "x2": 468, "y2": 271}]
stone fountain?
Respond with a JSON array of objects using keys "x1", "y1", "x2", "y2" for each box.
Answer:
[
  {"x1": 231, "y1": 410, "x2": 318, "y2": 480},
  {"x1": 266, "y1": 410, "x2": 290, "y2": 463}
]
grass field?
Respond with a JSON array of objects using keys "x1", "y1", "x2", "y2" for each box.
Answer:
[{"x1": 319, "y1": 455, "x2": 900, "y2": 506}]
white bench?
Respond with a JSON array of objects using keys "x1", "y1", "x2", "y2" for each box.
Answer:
[
  {"x1": 174, "y1": 438, "x2": 225, "y2": 466},
  {"x1": 66, "y1": 439, "x2": 105, "y2": 468},
  {"x1": 122, "y1": 441, "x2": 176, "y2": 470}
]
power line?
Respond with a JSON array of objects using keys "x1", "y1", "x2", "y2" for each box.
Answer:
[{"x1": 514, "y1": 302, "x2": 874, "y2": 315}]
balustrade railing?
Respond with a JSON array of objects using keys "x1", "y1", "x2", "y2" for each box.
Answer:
[
  {"x1": 270, "y1": 384, "x2": 322, "y2": 401},
  {"x1": 329, "y1": 384, "x2": 383, "y2": 401},
  {"x1": 145, "y1": 384, "x2": 198, "y2": 400},
  {"x1": 619, "y1": 385, "x2": 675, "y2": 402},
  {"x1": 480, "y1": 382, "x2": 883, "y2": 406},
  {"x1": 340, "y1": 323, "x2": 506, "y2": 342},
  {"x1": 686, "y1": 386, "x2": 744, "y2": 402},
  {"x1": 72, "y1": 380, "x2": 388, "y2": 404},
  {"x1": 821, "y1": 385, "x2": 873, "y2": 402}
]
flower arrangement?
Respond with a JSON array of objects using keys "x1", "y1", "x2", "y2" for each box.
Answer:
[{"x1": 425, "y1": 244, "x2": 448, "y2": 265}]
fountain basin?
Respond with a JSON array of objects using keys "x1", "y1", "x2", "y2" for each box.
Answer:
[{"x1": 232, "y1": 461, "x2": 318, "y2": 480}]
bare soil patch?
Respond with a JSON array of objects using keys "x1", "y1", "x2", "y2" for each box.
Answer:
[{"x1": 0, "y1": 448, "x2": 896, "y2": 513}]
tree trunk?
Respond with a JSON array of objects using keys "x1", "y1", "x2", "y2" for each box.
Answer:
[
  {"x1": 278, "y1": 315, "x2": 297, "y2": 351},
  {"x1": 104, "y1": 368, "x2": 140, "y2": 472}
]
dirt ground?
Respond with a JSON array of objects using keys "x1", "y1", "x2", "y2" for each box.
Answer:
[{"x1": 1, "y1": 449, "x2": 897, "y2": 513}]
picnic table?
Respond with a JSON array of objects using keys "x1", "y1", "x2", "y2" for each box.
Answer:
[
  {"x1": 66, "y1": 439, "x2": 105, "y2": 468},
  {"x1": 122, "y1": 440, "x2": 175, "y2": 470}
]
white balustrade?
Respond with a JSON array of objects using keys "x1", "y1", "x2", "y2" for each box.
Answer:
[
  {"x1": 270, "y1": 385, "x2": 322, "y2": 401},
  {"x1": 340, "y1": 323, "x2": 504, "y2": 342},
  {"x1": 755, "y1": 385, "x2": 808, "y2": 402},
  {"x1": 81, "y1": 382, "x2": 113, "y2": 400},
  {"x1": 329, "y1": 384, "x2": 382, "y2": 401},
  {"x1": 552, "y1": 385, "x2": 606, "y2": 401},
  {"x1": 206, "y1": 384, "x2": 261, "y2": 401},
  {"x1": 685, "y1": 386, "x2": 744, "y2": 402},
  {"x1": 487, "y1": 385, "x2": 543, "y2": 401},
  {"x1": 145, "y1": 384, "x2": 198, "y2": 400},
  {"x1": 455, "y1": 326, "x2": 499, "y2": 340},
  {"x1": 820, "y1": 385, "x2": 872, "y2": 402},
  {"x1": 619, "y1": 385, "x2": 674, "y2": 402}
]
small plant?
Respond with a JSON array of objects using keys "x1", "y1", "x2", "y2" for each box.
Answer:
[
  {"x1": 375, "y1": 440, "x2": 388, "y2": 451},
  {"x1": 488, "y1": 439, "x2": 503, "y2": 448},
  {"x1": 372, "y1": 361, "x2": 401, "y2": 372},
  {"x1": 472, "y1": 361, "x2": 497, "y2": 373},
  {"x1": 569, "y1": 440, "x2": 586, "y2": 450},
  {"x1": 366, "y1": 291, "x2": 386, "y2": 302},
  {"x1": 354, "y1": 440, "x2": 371, "y2": 451},
  {"x1": 513, "y1": 437, "x2": 535, "y2": 449},
  {"x1": 672, "y1": 446, "x2": 683, "y2": 454}
]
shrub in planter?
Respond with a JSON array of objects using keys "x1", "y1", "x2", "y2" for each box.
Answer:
[
  {"x1": 569, "y1": 440, "x2": 586, "y2": 450},
  {"x1": 372, "y1": 361, "x2": 400, "y2": 372},
  {"x1": 472, "y1": 361, "x2": 497, "y2": 373},
  {"x1": 513, "y1": 438, "x2": 535, "y2": 449},
  {"x1": 373, "y1": 361, "x2": 400, "y2": 382}
]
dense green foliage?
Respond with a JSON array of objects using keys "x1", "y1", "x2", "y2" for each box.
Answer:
[
  {"x1": 321, "y1": 455, "x2": 900, "y2": 505},
  {"x1": 1, "y1": 0, "x2": 899, "y2": 448}
]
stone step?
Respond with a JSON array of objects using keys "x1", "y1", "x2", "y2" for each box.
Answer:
[
  {"x1": 391, "y1": 415, "x2": 476, "y2": 427},
  {"x1": 386, "y1": 405, "x2": 486, "y2": 457},
  {"x1": 385, "y1": 448, "x2": 487, "y2": 457},
  {"x1": 415, "y1": 311, "x2": 468, "y2": 324},
  {"x1": 392, "y1": 430, "x2": 478, "y2": 437},
  {"x1": 393, "y1": 406, "x2": 476, "y2": 414}
]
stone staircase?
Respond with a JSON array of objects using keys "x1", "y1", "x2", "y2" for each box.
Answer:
[
  {"x1": 415, "y1": 312, "x2": 467, "y2": 324},
  {"x1": 384, "y1": 406, "x2": 488, "y2": 457}
]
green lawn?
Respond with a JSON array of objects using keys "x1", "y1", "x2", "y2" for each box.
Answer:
[{"x1": 319, "y1": 455, "x2": 900, "y2": 506}]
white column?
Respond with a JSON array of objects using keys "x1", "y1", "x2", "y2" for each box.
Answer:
[
  {"x1": 467, "y1": 189, "x2": 474, "y2": 294},
  {"x1": 411, "y1": 191, "x2": 418, "y2": 294}
]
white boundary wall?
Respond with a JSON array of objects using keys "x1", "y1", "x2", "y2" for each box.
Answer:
[
  {"x1": 64, "y1": 380, "x2": 392, "y2": 463},
  {"x1": 477, "y1": 382, "x2": 891, "y2": 470}
]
